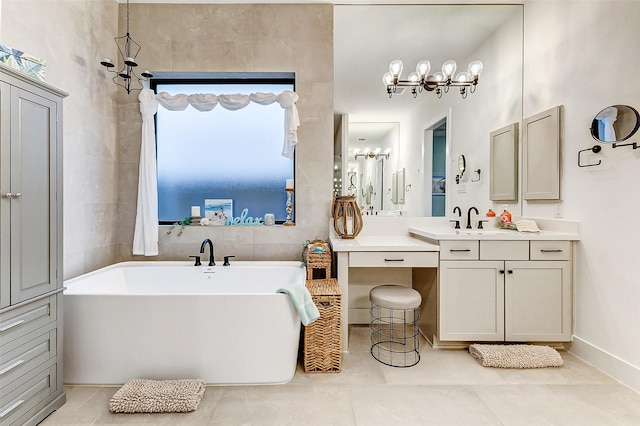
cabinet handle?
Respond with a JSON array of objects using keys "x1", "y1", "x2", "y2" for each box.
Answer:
[
  {"x1": 0, "y1": 399, "x2": 25, "y2": 418},
  {"x1": 384, "y1": 258, "x2": 405, "y2": 262},
  {"x1": 499, "y1": 270, "x2": 505, "y2": 274},
  {"x1": 0, "y1": 359, "x2": 25, "y2": 375},
  {"x1": 450, "y1": 249, "x2": 471, "y2": 252},
  {"x1": 1, "y1": 193, "x2": 21, "y2": 199},
  {"x1": 508, "y1": 270, "x2": 513, "y2": 274},
  {"x1": 540, "y1": 249, "x2": 563, "y2": 253},
  {"x1": 0, "y1": 319, "x2": 24, "y2": 332}
]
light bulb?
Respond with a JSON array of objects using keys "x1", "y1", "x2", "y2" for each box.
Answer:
[
  {"x1": 382, "y1": 72, "x2": 393, "y2": 87},
  {"x1": 353, "y1": 148, "x2": 360, "y2": 155},
  {"x1": 455, "y1": 72, "x2": 472, "y2": 82},
  {"x1": 374, "y1": 148, "x2": 382, "y2": 154},
  {"x1": 384, "y1": 147, "x2": 392, "y2": 154},
  {"x1": 389, "y1": 60, "x2": 404, "y2": 78},
  {"x1": 468, "y1": 60, "x2": 484, "y2": 77},
  {"x1": 364, "y1": 147, "x2": 371, "y2": 154},
  {"x1": 430, "y1": 72, "x2": 445, "y2": 82},
  {"x1": 442, "y1": 60, "x2": 457, "y2": 78},
  {"x1": 408, "y1": 72, "x2": 419, "y2": 83},
  {"x1": 416, "y1": 60, "x2": 431, "y2": 78}
]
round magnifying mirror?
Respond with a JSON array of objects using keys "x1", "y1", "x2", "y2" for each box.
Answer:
[
  {"x1": 590, "y1": 105, "x2": 640, "y2": 143},
  {"x1": 458, "y1": 154, "x2": 466, "y2": 176}
]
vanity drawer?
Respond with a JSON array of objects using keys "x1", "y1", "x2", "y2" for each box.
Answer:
[
  {"x1": 480, "y1": 241, "x2": 529, "y2": 260},
  {"x1": 349, "y1": 251, "x2": 438, "y2": 267},
  {"x1": 530, "y1": 241, "x2": 571, "y2": 260},
  {"x1": 0, "y1": 329, "x2": 56, "y2": 388},
  {"x1": 0, "y1": 297, "x2": 56, "y2": 347},
  {"x1": 0, "y1": 362, "x2": 57, "y2": 425},
  {"x1": 439, "y1": 241, "x2": 479, "y2": 260}
]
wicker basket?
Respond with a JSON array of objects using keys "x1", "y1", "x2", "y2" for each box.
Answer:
[
  {"x1": 305, "y1": 240, "x2": 332, "y2": 280},
  {"x1": 303, "y1": 278, "x2": 342, "y2": 373}
]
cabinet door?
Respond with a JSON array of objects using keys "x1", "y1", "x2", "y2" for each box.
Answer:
[
  {"x1": 10, "y1": 87, "x2": 58, "y2": 304},
  {"x1": 523, "y1": 106, "x2": 561, "y2": 200},
  {"x1": 1, "y1": 82, "x2": 10, "y2": 308},
  {"x1": 505, "y1": 261, "x2": 571, "y2": 341},
  {"x1": 439, "y1": 260, "x2": 504, "y2": 341}
]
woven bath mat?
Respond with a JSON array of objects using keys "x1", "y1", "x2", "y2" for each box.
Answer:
[
  {"x1": 109, "y1": 379, "x2": 206, "y2": 413},
  {"x1": 469, "y1": 344, "x2": 563, "y2": 368}
]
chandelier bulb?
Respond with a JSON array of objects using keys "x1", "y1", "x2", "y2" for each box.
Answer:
[
  {"x1": 389, "y1": 60, "x2": 404, "y2": 78},
  {"x1": 382, "y1": 72, "x2": 394, "y2": 87},
  {"x1": 455, "y1": 72, "x2": 472, "y2": 83},
  {"x1": 431, "y1": 72, "x2": 445, "y2": 82},
  {"x1": 416, "y1": 60, "x2": 431, "y2": 78},
  {"x1": 141, "y1": 69, "x2": 153, "y2": 79},
  {"x1": 468, "y1": 60, "x2": 484, "y2": 77},
  {"x1": 124, "y1": 57, "x2": 138, "y2": 67},
  {"x1": 408, "y1": 72, "x2": 419, "y2": 83},
  {"x1": 442, "y1": 60, "x2": 457, "y2": 78}
]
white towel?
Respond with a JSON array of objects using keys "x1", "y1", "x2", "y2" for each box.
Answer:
[
  {"x1": 515, "y1": 219, "x2": 541, "y2": 233},
  {"x1": 277, "y1": 283, "x2": 320, "y2": 326}
]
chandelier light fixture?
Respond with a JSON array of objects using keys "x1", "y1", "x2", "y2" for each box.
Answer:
[
  {"x1": 353, "y1": 147, "x2": 392, "y2": 160},
  {"x1": 99, "y1": 0, "x2": 153, "y2": 94},
  {"x1": 383, "y1": 59, "x2": 483, "y2": 99}
]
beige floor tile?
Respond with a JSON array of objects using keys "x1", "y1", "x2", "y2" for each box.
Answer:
[
  {"x1": 474, "y1": 384, "x2": 640, "y2": 425},
  {"x1": 208, "y1": 385, "x2": 355, "y2": 426},
  {"x1": 351, "y1": 384, "x2": 502, "y2": 425}
]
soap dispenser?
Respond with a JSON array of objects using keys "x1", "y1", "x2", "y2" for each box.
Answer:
[{"x1": 499, "y1": 205, "x2": 512, "y2": 229}]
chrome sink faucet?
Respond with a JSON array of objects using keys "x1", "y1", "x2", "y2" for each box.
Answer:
[
  {"x1": 200, "y1": 238, "x2": 215, "y2": 266},
  {"x1": 466, "y1": 207, "x2": 479, "y2": 229}
]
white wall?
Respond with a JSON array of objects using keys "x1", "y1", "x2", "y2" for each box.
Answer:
[{"x1": 524, "y1": 0, "x2": 640, "y2": 391}]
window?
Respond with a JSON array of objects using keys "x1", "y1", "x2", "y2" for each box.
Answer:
[{"x1": 152, "y1": 74, "x2": 295, "y2": 224}]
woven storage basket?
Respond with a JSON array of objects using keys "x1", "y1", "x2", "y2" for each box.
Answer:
[
  {"x1": 305, "y1": 240, "x2": 332, "y2": 280},
  {"x1": 304, "y1": 278, "x2": 342, "y2": 373}
]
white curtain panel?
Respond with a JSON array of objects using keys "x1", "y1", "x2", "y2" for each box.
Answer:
[{"x1": 133, "y1": 88, "x2": 300, "y2": 256}]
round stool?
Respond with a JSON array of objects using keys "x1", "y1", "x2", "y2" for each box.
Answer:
[{"x1": 369, "y1": 285, "x2": 422, "y2": 367}]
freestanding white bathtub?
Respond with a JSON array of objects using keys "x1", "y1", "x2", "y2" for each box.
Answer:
[{"x1": 63, "y1": 261, "x2": 305, "y2": 385}]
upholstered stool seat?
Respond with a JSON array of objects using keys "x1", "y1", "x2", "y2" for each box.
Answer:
[{"x1": 369, "y1": 285, "x2": 421, "y2": 367}]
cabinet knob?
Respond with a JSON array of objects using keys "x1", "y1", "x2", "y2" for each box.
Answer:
[{"x1": 2, "y1": 193, "x2": 12, "y2": 199}]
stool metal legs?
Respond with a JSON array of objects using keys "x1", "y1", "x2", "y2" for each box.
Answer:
[{"x1": 370, "y1": 303, "x2": 420, "y2": 367}]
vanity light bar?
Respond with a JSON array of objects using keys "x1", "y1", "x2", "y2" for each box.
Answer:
[{"x1": 383, "y1": 59, "x2": 483, "y2": 99}]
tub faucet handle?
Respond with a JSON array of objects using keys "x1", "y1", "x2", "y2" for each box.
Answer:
[
  {"x1": 223, "y1": 255, "x2": 235, "y2": 266},
  {"x1": 189, "y1": 255, "x2": 201, "y2": 266}
]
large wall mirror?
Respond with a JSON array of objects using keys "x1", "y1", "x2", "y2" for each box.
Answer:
[{"x1": 334, "y1": 4, "x2": 524, "y2": 217}]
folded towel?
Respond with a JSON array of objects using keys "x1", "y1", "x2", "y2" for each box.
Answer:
[
  {"x1": 277, "y1": 283, "x2": 320, "y2": 326},
  {"x1": 109, "y1": 379, "x2": 206, "y2": 413},
  {"x1": 515, "y1": 219, "x2": 541, "y2": 233}
]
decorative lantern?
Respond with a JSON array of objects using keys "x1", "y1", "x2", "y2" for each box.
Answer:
[{"x1": 331, "y1": 196, "x2": 363, "y2": 239}]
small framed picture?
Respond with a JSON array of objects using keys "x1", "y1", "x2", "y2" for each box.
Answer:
[
  {"x1": 205, "y1": 199, "x2": 233, "y2": 226},
  {"x1": 432, "y1": 176, "x2": 446, "y2": 194}
]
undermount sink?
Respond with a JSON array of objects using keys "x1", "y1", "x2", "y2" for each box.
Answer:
[{"x1": 456, "y1": 229, "x2": 503, "y2": 235}]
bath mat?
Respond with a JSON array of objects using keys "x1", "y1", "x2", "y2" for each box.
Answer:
[
  {"x1": 109, "y1": 379, "x2": 206, "y2": 413},
  {"x1": 469, "y1": 344, "x2": 563, "y2": 368}
]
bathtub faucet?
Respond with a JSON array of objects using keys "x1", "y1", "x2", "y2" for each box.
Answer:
[{"x1": 200, "y1": 238, "x2": 215, "y2": 266}]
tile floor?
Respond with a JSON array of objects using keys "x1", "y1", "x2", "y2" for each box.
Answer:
[{"x1": 41, "y1": 326, "x2": 640, "y2": 425}]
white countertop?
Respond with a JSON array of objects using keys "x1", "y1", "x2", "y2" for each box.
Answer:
[
  {"x1": 329, "y1": 235, "x2": 440, "y2": 252},
  {"x1": 409, "y1": 226, "x2": 580, "y2": 241}
]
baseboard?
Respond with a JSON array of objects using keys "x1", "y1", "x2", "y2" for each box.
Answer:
[{"x1": 568, "y1": 336, "x2": 640, "y2": 392}]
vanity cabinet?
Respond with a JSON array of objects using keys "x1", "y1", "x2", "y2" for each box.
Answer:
[
  {"x1": 0, "y1": 64, "x2": 66, "y2": 426},
  {"x1": 438, "y1": 240, "x2": 572, "y2": 343}
]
